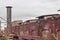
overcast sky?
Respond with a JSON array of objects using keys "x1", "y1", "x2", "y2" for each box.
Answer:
[
  {"x1": 1, "y1": 0, "x2": 60, "y2": 21},
  {"x1": 1, "y1": 0, "x2": 60, "y2": 29}
]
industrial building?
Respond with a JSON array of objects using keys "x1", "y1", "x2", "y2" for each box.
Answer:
[
  {"x1": 1, "y1": 6, "x2": 60, "y2": 40},
  {"x1": 4, "y1": 14, "x2": 60, "y2": 40}
]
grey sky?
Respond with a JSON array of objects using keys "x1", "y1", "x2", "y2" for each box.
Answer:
[
  {"x1": 0, "y1": 0, "x2": 60, "y2": 30},
  {"x1": 1, "y1": 0, "x2": 60, "y2": 21}
]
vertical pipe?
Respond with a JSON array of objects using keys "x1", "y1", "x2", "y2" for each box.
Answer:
[
  {"x1": 0, "y1": 21, "x2": 1, "y2": 30},
  {"x1": 6, "y1": 6, "x2": 12, "y2": 34}
]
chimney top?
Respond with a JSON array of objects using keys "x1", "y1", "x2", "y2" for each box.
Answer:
[
  {"x1": 57, "y1": 10, "x2": 60, "y2": 11},
  {"x1": 6, "y1": 6, "x2": 12, "y2": 8}
]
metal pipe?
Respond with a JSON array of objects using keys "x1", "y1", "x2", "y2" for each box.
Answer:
[
  {"x1": 0, "y1": 21, "x2": 1, "y2": 30},
  {"x1": 6, "y1": 6, "x2": 12, "y2": 33}
]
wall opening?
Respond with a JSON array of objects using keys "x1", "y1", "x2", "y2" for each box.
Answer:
[{"x1": 13, "y1": 36, "x2": 19, "y2": 40}]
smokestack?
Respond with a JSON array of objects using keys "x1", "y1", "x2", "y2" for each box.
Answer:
[
  {"x1": 6, "y1": 6, "x2": 12, "y2": 33},
  {"x1": 0, "y1": 21, "x2": 1, "y2": 30}
]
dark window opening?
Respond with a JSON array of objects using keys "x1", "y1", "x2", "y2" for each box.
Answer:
[
  {"x1": 22, "y1": 38, "x2": 28, "y2": 40},
  {"x1": 19, "y1": 23, "x2": 22, "y2": 25},
  {"x1": 13, "y1": 36, "x2": 19, "y2": 40},
  {"x1": 31, "y1": 39, "x2": 35, "y2": 40}
]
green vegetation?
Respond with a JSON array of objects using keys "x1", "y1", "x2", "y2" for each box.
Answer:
[{"x1": 1, "y1": 36, "x2": 9, "y2": 40}]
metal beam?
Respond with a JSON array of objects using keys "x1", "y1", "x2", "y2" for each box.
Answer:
[{"x1": 0, "y1": 17, "x2": 7, "y2": 21}]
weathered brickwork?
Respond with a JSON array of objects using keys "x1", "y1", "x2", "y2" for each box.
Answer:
[{"x1": 4, "y1": 14, "x2": 60, "y2": 40}]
